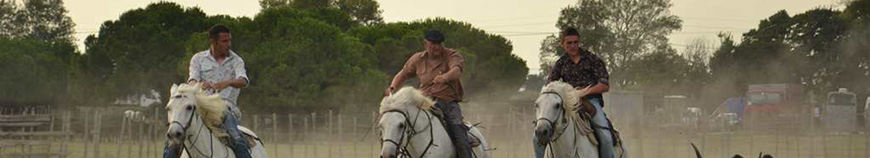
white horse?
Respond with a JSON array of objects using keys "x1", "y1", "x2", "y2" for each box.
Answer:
[
  {"x1": 124, "y1": 110, "x2": 145, "y2": 122},
  {"x1": 165, "y1": 83, "x2": 268, "y2": 158},
  {"x1": 534, "y1": 81, "x2": 626, "y2": 158},
  {"x1": 379, "y1": 87, "x2": 492, "y2": 158}
]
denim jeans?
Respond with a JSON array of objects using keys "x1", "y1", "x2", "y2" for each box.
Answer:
[{"x1": 436, "y1": 101, "x2": 473, "y2": 158}]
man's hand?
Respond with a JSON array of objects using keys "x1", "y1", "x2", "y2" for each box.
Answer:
[
  {"x1": 384, "y1": 86, "x2": 396, "y2": 96},
  {"x1": 433, "y1": 75, "x2": 448, "y2": 84},
  {"x1": 575, "y1": 86, "x2": 591, "y2": 98},
  {"x1": 212, "y1": 81, "x2": 229, "y2": 91},
  {"x1": 200, "y1": 81, "x2": 213, "y2": 90}
]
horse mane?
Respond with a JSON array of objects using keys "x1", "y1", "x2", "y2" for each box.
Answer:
[
  {"x1": 175, "y1": 84, "x2": 228, "y2": 134},
  {"x1": 379, "y1": 87, "x2": 435, "y2": 113},
  {"x1": 541, "y1": 81, "x2": 581, "y2": 117}
]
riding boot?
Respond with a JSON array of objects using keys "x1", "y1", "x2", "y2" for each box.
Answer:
[
  {"x1": 162, "y1": 141, "x2": 182, "y2": 158},
  {"x1": 448, "y1": 124, "x2": 474, "y2": 158},
  {"x1": 223, "y1": 110, "x2": 253, "y2": 158}
]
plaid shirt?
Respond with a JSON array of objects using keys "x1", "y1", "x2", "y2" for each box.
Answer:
[{"x1": 547, "y1": 48, "x2": 609, "y2": 99}]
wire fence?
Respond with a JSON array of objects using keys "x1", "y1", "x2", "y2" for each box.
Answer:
[{"x1": 2, "y1": 102, "x2": 868, "y2": 158}]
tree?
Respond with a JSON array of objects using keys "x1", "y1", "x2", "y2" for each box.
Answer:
[
  {"x1": 349, "y1": 18, "x2": 529, "y2": 99},
  {"x1": 74, "y1": 2, "x2": 210, "y2": 105},
  {"x1": 541, "y1": 0, "x2": 682, "y2": 87},
  {"x1": 259, "y1": 0, "x2": 383, "y2": 25},
  {"x1": 0, "y1": 37, "x2": 75, "y2": 105},
  {"x1": 0, "y1": 0, "x2": 77, "y2": 105},
  {"x1": 0, "y1": 0, "x2": 75, "y2": 42}
]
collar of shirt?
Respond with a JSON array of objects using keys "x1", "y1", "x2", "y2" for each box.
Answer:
[
  {"x1": 206, "y1": 50, "x2": 238, "y2": 64},
  {"x1": 561, "y1": 48, "x2": 592, "y2": 64}
]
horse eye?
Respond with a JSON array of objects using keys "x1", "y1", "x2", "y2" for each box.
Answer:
[
  {"x1": 186, "y1": 105, "x2": 193, "y2": 110},
  {"x1": 555, "y1": 103, "x2": 562, "y2": 108},
  {"x1": 398, "y1": 123, "x2": 405, "y2": 129}
]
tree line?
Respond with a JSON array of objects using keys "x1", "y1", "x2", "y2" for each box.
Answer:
[
  {"x1": 0, "y1": 0, "x2": 528, "y2": 113},
  {"x1": 539, "y1": 0, "x2": 870, "y2": 110}
]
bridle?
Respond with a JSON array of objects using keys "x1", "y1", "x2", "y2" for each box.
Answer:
[
  {"x1": 380, "y1": 107, "x2": 435, "y2": 158},
  {"x1": 167, "y1": 104, "x2": 230, "y2": 158},
  {"x1": 536, "y1": 91, "x2": 582, "y2": 157},
  {"x1": 536, "y1": 91, "x2": 570, "y2": 142}
]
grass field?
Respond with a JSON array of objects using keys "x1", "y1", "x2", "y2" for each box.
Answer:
[{"x1": 3, "y1": 131, "x2": 868, "y2": 158}]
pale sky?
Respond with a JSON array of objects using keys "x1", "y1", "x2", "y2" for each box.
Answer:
[{"x1": 67, "y1": 0, "x2": 842, "y2": 74}]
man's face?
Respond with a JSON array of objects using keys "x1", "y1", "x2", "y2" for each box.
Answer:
[
  {"x1": 424, "y1": 40, "x2": 443, "y2": 55},
  {"x1": 211, "y1": 32, "x2": 232, "y2": 55},
  {"x1": 561, "y1": 35, "x2": 580, "y2": 56}
]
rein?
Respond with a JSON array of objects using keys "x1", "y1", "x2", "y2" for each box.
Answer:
[
  {"x1": 168, "y1": 106, "x2": 230, "y2": 158},
  {"x1": 537, "y1": 91, "x2": 583, "y2": 158},
  {"x1": 380, "y1": 107, "x2": 435, "y2": 158}
]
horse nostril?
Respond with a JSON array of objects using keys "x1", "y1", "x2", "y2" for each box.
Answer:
[{"x1": 535, "y1": 126, "x2": 549, "y2": 135}]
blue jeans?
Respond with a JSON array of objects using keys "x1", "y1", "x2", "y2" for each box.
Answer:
[
  {"x1": 533, "y1": 97, "x2": 613, "y2": 158},
  {"x1": 435, "y1": 101, "x2": 473, "y2": 158},
  {"x1": 163, "y1": 108, "x2": 252, "y2": 158}
]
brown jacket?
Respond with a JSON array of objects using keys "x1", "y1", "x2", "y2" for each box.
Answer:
[{"x1": 398, "y1": 49, "x2": 465, "y2": 102}]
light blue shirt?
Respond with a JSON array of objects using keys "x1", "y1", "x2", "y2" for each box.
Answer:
[{"x1": 188, "y1": 50, "x2": 249, "y2": 107}]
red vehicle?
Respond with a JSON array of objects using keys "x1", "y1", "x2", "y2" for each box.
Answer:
[{"x1": 743, "y1": 84, "x2": 808, "y2": 131}]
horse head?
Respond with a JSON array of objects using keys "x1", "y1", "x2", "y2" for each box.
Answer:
[
  {"x1": 377, "y1": 87, "x2": 434, "y2": 158},
  {"x1": 534, "y1": 81, "x2": 577, "y2": 145}
]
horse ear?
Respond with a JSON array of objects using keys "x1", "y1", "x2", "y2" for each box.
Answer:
[{"x1": 170, "y1": 84, "x2": 178, "y2": 93}]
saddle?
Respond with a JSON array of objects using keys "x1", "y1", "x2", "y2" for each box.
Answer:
[
  {"x1": 216, "y1": 126, "x2": 262, "y2": 149},
  {"x1": 572, "y1": 98, "x2": 622, "y2": 148}
]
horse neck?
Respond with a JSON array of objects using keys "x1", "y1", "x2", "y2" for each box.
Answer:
[
  {"x1": 184, "y1": 111, "x2": 233, "y2": 158},
  {"x1": 550, "y1": 112, "x2": 597, "y2": 158},
  {"x1": 405, "y1": 107, "x2": 454, "y2": 157}
]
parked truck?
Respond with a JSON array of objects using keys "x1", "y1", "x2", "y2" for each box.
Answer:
[
  {"x1": 743, "y1": 84, "x2": 808, "y2": 131},
  {"x1": 820, "y1": 88, "x2": 860, "y2": 132}
]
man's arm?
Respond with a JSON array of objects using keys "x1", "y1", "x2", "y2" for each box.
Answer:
[
  {"x1": 212, "y1": 58, "x2": 249, "y2": 90},
  {"x1": 389, "y1": 71, "x2": 409, "y2": 90},
  {"x1": 213, "y1": 78, "x2": 247, "y2": 90},
  {"x1": 433, "y1": 52, "x2": 464, "y2": 83},
  {"x1": 188, "y1": 56, "x2": 201, "y2": 84},
  {"x1": 577, "y1": 56, "x2": 610, "y2": 97},
  {"x1": 387, "y1": 54, "x2": 419, "y2": 94}
]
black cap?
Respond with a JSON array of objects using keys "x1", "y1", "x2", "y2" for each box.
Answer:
[{"x1": 424, "y1": 29, "x2": 445, "y2": 43}]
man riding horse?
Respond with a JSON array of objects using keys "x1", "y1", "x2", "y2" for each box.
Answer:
[
  {"x1": 164, "y1": 24, "x2": 252, "y2": 158},
  {"x1": 385, "y1": 29, "x2": 473, "y2": 158},
  {"x1": 534, "y1": 27, "x2": 616, "y2": 158}
]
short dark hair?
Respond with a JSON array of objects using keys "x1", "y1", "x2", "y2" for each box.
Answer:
[
  {"x1": 732, "y1": 154, "x2": 744, "y2": 158},
  {"x1": 424, "y1": 29, "x2": 445, "y2": 44},
  {"x1": 561, "y1": 27, "x2": 580, "y2": 39},
  {"x1": 208, "y1": 25, "x2": 231, "y2": 40}
]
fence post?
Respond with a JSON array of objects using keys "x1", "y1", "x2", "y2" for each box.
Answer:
[
  {"x1": 273, "y1": 113, "x2": 278, "y2": 158},
  {"x1": 288, "y1": 113, "x2": 294, "y2": 157},
  {"x1": 83, "y1": 109, "x2": 90, "y2": 158},
  {"x1": 312, "y1": 112, "x2": 318, "y2": 158},
  {"x1": 328, "y1": 110, "x2": 333, "y2": 158},
  {"x1": 95, "y1": 110, "x2": 102, "y2": 158},
  {"x1": 353, "y1": 116, "x2": 358, "y2": 157},
  {"x1": 338, "y1": 113, "x2": 343, "y2": 158},
  {"x1": 63, "y1": 111, "x2": 71, "y2": 157},
  {"x1": 304, "y1": 115, "x2": 309, "y2": 158},
  {"x1": 118, "y1": 116, "x2": 126, "y2": 157}
]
